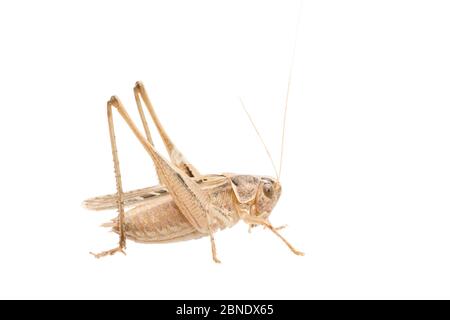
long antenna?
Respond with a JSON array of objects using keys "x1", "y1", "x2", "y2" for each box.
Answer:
[
  {"x1": 239, "y1": 97, "x2": 279, "y2": 180},
  {"x1": 279, "y1": 0, "x2": 303, "y2": 181}
]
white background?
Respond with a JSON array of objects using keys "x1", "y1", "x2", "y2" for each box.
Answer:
[{"x1": 0, "y1": 0, "x2": 449, "y2": 299}]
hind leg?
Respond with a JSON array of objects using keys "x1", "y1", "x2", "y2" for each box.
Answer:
[{"x1": 90, "y1": 97, "x2": 127, "y2": 258}]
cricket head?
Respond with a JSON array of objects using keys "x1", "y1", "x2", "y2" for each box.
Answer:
[
  {"x1": 230, "y1": 175, "x2": 282, "y2": 219},
  {"x1": 255, "y1": 176, "x2": 282, "y2": 218}
]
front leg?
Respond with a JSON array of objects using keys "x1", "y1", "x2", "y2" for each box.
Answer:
[
  {"x1": 270, "y1": 223, "x2": 288, "y2": 231},
  {"x1": 243, "y1": 215, "x2": 304, "y2": 256}
]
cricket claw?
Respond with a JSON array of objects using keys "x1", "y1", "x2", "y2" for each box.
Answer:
[{"x1": 90, "y1": 247, "x2": 126, "y2": 259}]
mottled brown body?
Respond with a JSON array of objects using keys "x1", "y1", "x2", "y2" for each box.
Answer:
[{"x1": 89, "y1": 175, "x2": 240, "y2": 243}]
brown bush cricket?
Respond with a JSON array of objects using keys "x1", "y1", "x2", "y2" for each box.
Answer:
[
  {"x1": 83, "y1": 80, "x2": 303, "y2": 263},
  {"x1": 83, "y1": 7, "x2": 304, "y2": 262}
]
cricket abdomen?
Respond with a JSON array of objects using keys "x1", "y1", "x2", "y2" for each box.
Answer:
[
  {"x1": 108, "y1": 178, "x2": 240, "y2": 243},
  {"x1": 120, "y1": 195, "x2": 205, "y2": 243}
]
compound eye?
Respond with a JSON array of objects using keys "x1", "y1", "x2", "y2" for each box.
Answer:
[{"x1": 263, "y1": 183, "x2": 274, "y2": 198}]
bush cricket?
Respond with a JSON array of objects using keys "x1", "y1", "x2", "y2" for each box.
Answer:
[
  {"x1": 83, "y1": 80, "x2": 303, "y2": 263},
  {"x1": 83, "y1": 4, "x2": 304, "y2": 262}
]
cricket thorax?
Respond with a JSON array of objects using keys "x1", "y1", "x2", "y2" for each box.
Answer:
[
  {"x1": 229, "y1": 175, "x2": 282, "y2": 219},
  {"x1": 208, "y1": 184, "x2": 241, "y2": 230}
]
